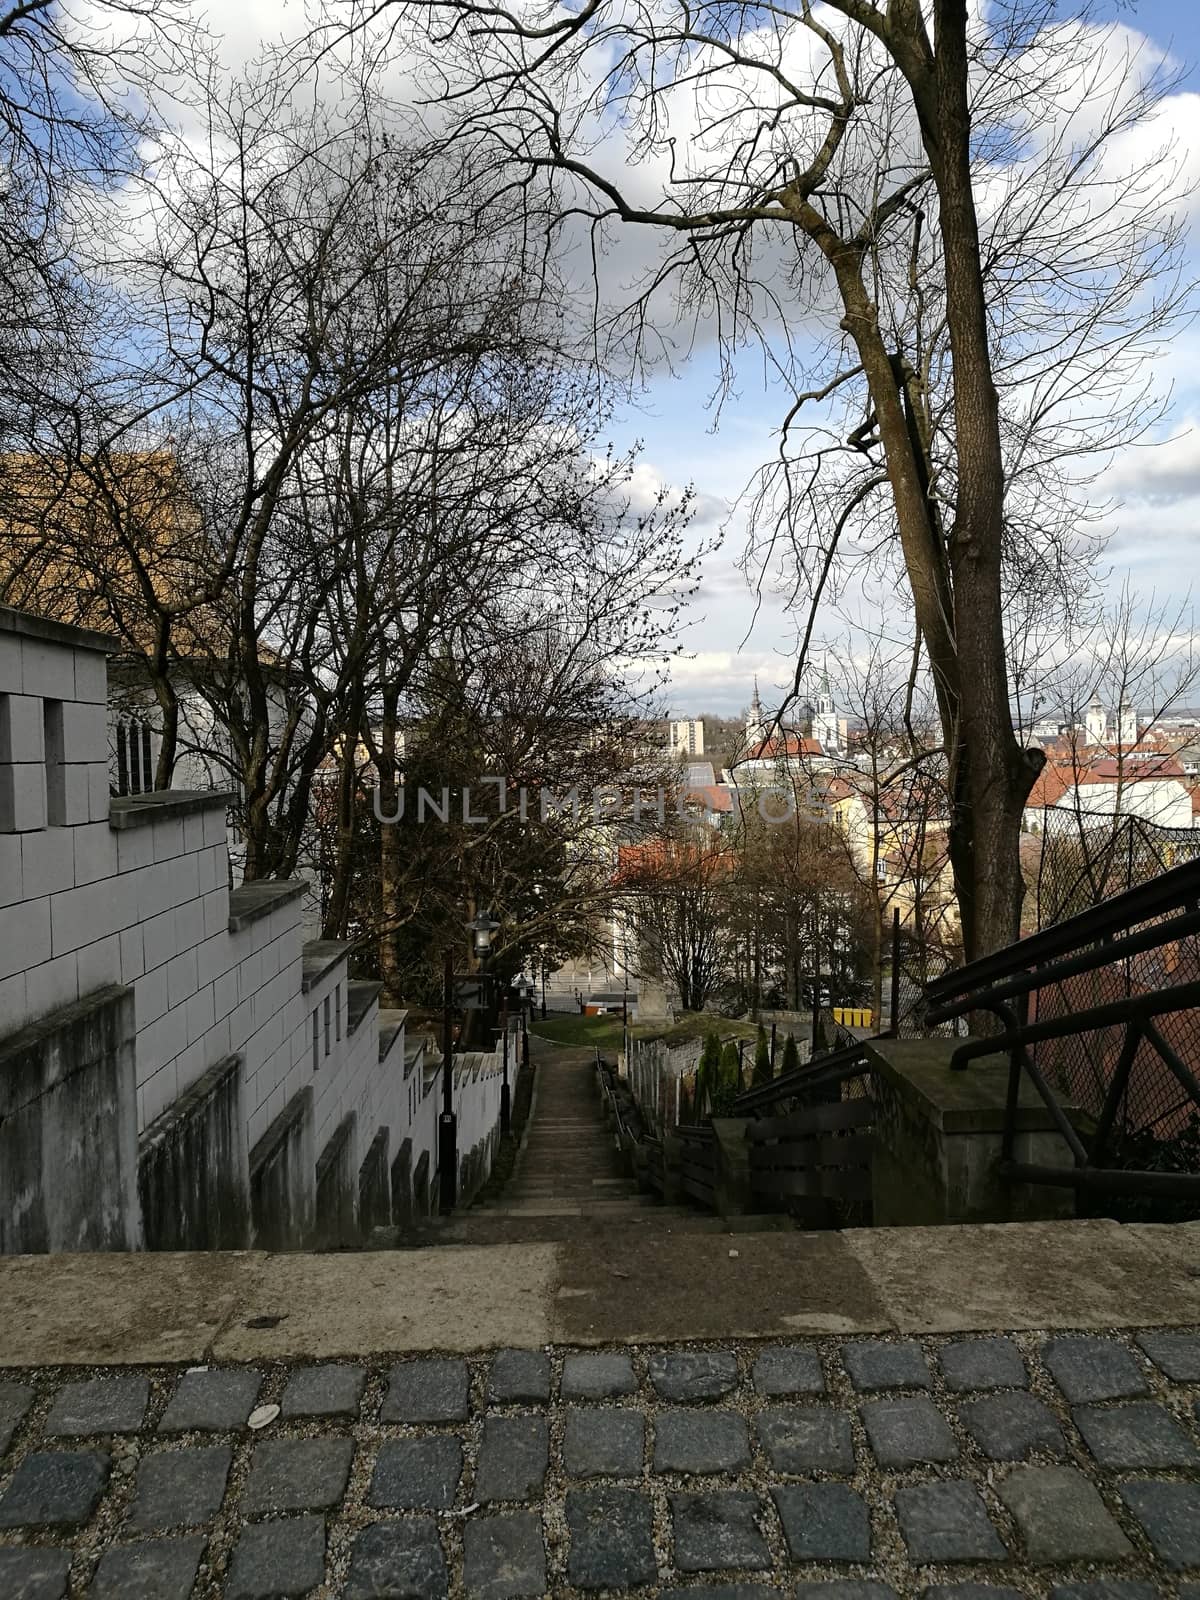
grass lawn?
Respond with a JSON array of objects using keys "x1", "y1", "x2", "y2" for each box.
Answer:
[
  {"x1": 530, "y1": 1013, "x2": 628, "y2": 1050},
  {"x1": 531, "y1": 1011, "x2": 764, "y2": 1052}
]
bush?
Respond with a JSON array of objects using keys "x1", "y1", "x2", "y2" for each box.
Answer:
[
  {"x1": 752, "y1": 1022, "x2": 771, "y2": 1085},
  {"x1": 697, "y1": 1030, "x2": 723, "y2": 1116},
  {"x1": 781, "y1": 1033, "x2": 800, "y2": 1074}
]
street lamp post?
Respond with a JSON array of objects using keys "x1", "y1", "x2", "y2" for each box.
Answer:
[
  {"x1": 499, "y1": 997, "x2": 511, "y2": 1134},
  {"x1": 439, "y1": 948, "x2": 456, "y2": 1215}
]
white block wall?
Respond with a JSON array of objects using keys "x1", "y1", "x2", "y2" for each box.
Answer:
[{"x1": 1, "y1": 604, "x2": 505, "y2": 1239}]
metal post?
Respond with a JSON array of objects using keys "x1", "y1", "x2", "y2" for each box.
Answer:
[
  {"x1": 811, "y1": 920, "x2": 821, "y2": 1054},
  {"x1": 439, "y1": 947, "x2": 457, "y2": 1214},
  {"x1": 500, "y1": 999, "x2": 511, "y2": 1134},
  {"x1": 540, "y1": 960, "x2": 547, "y2": 1019},
  {"x1": 521, "y1": 1002, "x2": 529, "y2": 1069},
  {"x1": 890, "y1": 907, "x2": 902, "y2": 1037}
]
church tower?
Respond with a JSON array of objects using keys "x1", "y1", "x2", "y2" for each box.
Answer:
[
  {"x1": 812, "y1": 665, "x2": 839, "y2": 755},
  {"x1": 1117, "y1": 698, "x2": 1138, "y2": 748},
  {"x1": 1085, "y1": 696, "x2": 1107, "y2": 747},
  {"x1": 746, "y1": 679, "x2": 767, "y2": 748}
]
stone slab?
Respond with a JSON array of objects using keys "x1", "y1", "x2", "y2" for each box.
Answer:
[{"x1": 0, "y1": 1252, "x2": 266, "y2": 1366}]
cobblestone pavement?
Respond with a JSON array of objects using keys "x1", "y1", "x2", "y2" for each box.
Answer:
[{"x1": 1, "y1": 1329, "x2": 1199, "y2": 1598}]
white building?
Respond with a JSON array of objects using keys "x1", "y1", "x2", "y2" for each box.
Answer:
[
  {"x1": 0, "y1": 605, "x2": 507, "y2": 1253},
  {"x1": 669, "y1": 717, "x2": 705, "y2": 756}
]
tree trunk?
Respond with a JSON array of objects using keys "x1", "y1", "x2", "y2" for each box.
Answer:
[{"x1": 927, "y1": 0, "x2": 1044, "y2": 959}]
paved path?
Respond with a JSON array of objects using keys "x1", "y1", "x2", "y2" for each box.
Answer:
[
  {"x1": 436, "y1": 1040, "x2": 739, "y2": 1245},
  {"x1": 1, "y1": 1327, "x2": 1199, "y2": 1596}
]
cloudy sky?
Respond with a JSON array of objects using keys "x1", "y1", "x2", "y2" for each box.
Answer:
[
  {"x1": 189, "y1": 0, "x2": 1200, "y2": 723},
  {"x1": 600, "y1": 0, "x2": 1200, "y2": 721}
]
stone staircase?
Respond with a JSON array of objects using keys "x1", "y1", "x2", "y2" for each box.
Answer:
[{"x1": 432, "y1": 1039, "x2": 789, "y2": 1245}]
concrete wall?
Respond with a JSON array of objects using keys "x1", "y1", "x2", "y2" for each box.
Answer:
[
  {"x1": 0, "y1": 985, "x2": 139, "y2": 1253},
  {"x1": 314, "y1": 1112, "x2": 358, "y2": 1249},
  {"x1": 138, "y1": 1053, "x2": 249, "y2": 1250},
  {"x1": 250, "y1": 1087, "x2": 315, "y2": 1250}
]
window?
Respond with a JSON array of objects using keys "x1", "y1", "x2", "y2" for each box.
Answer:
[
  {"x1": 324, "y1": 994, "x2": 332, "y2": 1056},
  {"x1": 43, "y1": 700, "x2": 66, "y2": 827},
  {"x1": 129, "y1": 719, "x2": 141, "y2": 794},
  {"x1": 335, "y1": 983, "x2": 342, "y2": 1041},
  {"x1": 116, "y1": 722, "x2": 129, "y2": 796},
  {"x1": 312, "y1": 1010, "x2": 319, "y2": 1073}
]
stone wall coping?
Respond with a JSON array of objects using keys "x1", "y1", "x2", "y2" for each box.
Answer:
[
  {"x1": 0, "y1": 604, "x2": 115, "y2": 655},
  {"x1": 109, "y1": 790, "x2": 234, "y2": 831},
  {"x1": 865, "y1": 1035, "x2": 1077, "y2": 1135},
  {"x1": 228, "y1": 879, "x2": 308, "y2": 934},
  {"x1": 248, "y1": 1085, "x2": 313, "y2": 1177},
  {"x1": 138, "y1": 1053, "x2": 241, "y2": 1147},
  {"x1": 0, "y1": 982, "x2": 132, "y2": 1067},
  {"x1": 347, "y1": 979, "x2": 383, "y2": 1036},
  {"x1": 300, "y1": 938, "x2": 350, "y2": 992}
]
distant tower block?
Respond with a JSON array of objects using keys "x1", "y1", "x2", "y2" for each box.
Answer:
[
  {"x1": 1117, "y1": 698, "x2": 1138, "y2": 748},
  {"x1": 1085, "y1": 696, "x2": 1108, "y2": 746},
  {"x1": 669, "y1": 718, "x2": 705, "y2": 756}
]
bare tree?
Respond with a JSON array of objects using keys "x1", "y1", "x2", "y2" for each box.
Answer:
[{"x1": 354, "y1": 0, "x2": 1193, "y2": 959}]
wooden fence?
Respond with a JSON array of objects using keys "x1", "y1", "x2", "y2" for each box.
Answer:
[
  {"x1": 746, "y1": 1098, "x2": 874, "y2": 1224},
  {"x1": 675, "y1": 1124, "x2": 717, "y2": 1209}
]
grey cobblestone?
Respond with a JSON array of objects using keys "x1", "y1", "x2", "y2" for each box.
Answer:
[
  {"x1": 89, "y1": 1534, "x2": 205, "y2": 1599},
  {"x1": 794, "y1": 1585, "x2": 899, "y2": 1599},
  {"x1": 367, "y1": 1436, "x2": 463, "y2": 1510},
  {"x1": 0, "y1": 1380, "x2": 34, "y2": 1457},
  {"x1": 1119, "y1": 1479, "x2": 1200, "y2": 1569},
  {"x1": 561, "y1": 1352, "x2": 637, "y2": 1401},
  {"x1": 894, "y1": 1480, "x2": 1008, "y2": 1563},
  {"x1": 671, "y1": 1490, "x2": 772, "y2": 1572},
  {"x1": 0, "y1": 1547, "x2": 70, "y2": 1600},
  {"x1": 998, "y1": 1465, "x2": 1133, "y2": 1563},
  {"x1": 938, "y1": 1337, "x2": 1027, "y2": 1392},
  {"x1": 2, "y1": 1327, "x2": 1198, "y2": 1597},
  {"x1": 660, "y1": 1589, "x2": 785, "y2": 1600},
  {"x1": 381, "y1": 1358, "x2": 469, "y2": 1423},
  {"x1": 842, "y1": 1339, "x2": 931, "y2": 1391},
  {"x1": 959, "y1": 1391, "x2": 1065, "y2": 1460},
  {"x1": 241, "y1": 1436, "x2": 354, "y2": 1514},
  {"x1": 344, "y1": 1517, "x2": 447, "y2": 1599},
  {"x1": 475, "y1": 1414, "x2": 549, "y2": 1502},
  {"x1": 566, "y1": 1486, "x2": 656, "y2": 1588},
  {"x1": 1136, "y1": 1331, "x2": 1200, "y2": 1381},
  {"x1": 128, "y1": 1444, "x2": 231, "y2": 1530},
  {"x1": 488, "y1": 1348, "x2": 551, "y2": 1405},
  {"x1": 226, "y1": 1515, "x2": 326, "y2": 1598},
  {"x1": 654, "y1": 1409, "x2": 751, "y2": 1474},
  {"x1": 923, "y1": 1588, "x2": 1026, "y2": 1599},
  {"x1": 755, "y1": 1405, "x2": 854, "y2": 1474},
  {"x1": 861, "y1": 1396, "x2": 958, "y2": 1467},
  {"x1": 0, "y1": 1448, "x2": 109, "y2": 1527},
  {"x1": 160, "y1": 1368, "x2": 261, "y2": 1432},
  {"x1": 278, "y1": 1362, "x2": 365, "y2": 1419},
  {"x1": 44, "y1": 1374, "x2": 148, "y2": 1436},
  {"x1": 1048, "y1": 1585, "x2": 1161, "y2": 1599},
  {"x1": 463, "y1": 1511, "x2": 547, "y2": 1599},
  {"x1": 751, "y1": 1346, "x2": 825, "y2": 1396},
  {"x1": 772, "y1": 1482, "x2": 870, "y2": 1562},
  {"x1": 563, "y1": 1407, "x2": 645, "y2": 1476},
  {"x1": 1041, "y1": 1336, "x2": 1148, "y2": 1403},
  {"x1": 649, "y1": 1349, "x2": 739, "y2": 1402},
  {"x1": 1073, "y1": 1400, "x2": 1199, "y2": 1468}
]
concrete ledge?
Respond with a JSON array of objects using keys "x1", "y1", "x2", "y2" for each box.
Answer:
[
  {"x1": 1, "y1": 1219, "x2": 1197, "y2": 1366},
  {"x1": 301, "y1": 938, "x2": 349, "y2": 992},
  {"x1": 347, "y1": 980, "x2": 383, "y2": 1036},
  {"x1": 228, "y1": 879, "x2": 308, "y2": 934},
  {"x1": 109, "y1": 790, "x2": 234, "y2": 831},
  {"x1": 865, "y1": 1036, "x2": 1069, "y2": 1134},
  {"x1": 0, "y1": 603, "x2": 115, "y2": 655}
]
